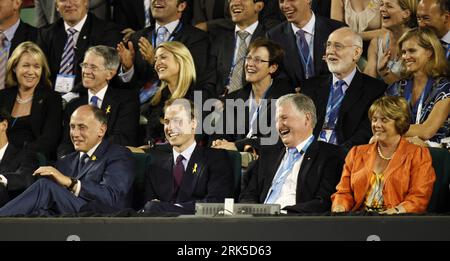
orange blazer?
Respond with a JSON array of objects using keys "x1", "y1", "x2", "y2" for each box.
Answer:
[{"x1": 331, "y1": 138, "x2": 436, "y2": 213}]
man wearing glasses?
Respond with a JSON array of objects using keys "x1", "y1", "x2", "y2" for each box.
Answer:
[
  {"x1": 301, "y1": 27, "x2": 386, "y2": 151},
  {"x1": 57, "y1": 45, "x2": 139, "y2": 158}
]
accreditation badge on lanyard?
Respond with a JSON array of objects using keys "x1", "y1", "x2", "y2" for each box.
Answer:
[{"x1": 55, "y1": 74, "x2": 75, "y2": 93}]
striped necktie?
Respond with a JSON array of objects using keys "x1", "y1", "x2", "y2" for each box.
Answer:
[
  {"x1": 228, "y1": 30, "x2": 250, "y2": 93},
  {"x1": 0, "y1": 32, "x2": 8, "y2": 90},
  {"x1": 59, "y1": 28, "x2": 77, "y2": 75},
  {"x1": 155, "y1": 26, "x2": 168, "y2": 47}
]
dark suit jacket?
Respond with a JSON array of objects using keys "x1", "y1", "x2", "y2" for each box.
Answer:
[
  {"x1": 58, "y1": 84, "x2": 140, "y2": 158},
  {"x1": 144, "y1": 145, "x2": 234, "y2": 213},
  {"x1": 211, "y1": 78, "x2": 294, "y2": 151},
  {"x1": 210, "y1": 22, "x2": 270, "y2": 97},
  {"x1": 127, "y1": 22, "x2": 214, "y2": 99},
  {"x1": 0, "y1": 144, "x2": 38, "y2": 205},
  {"x1": 240, "y1": 140, "x2": 345, "y2": 213},
  {"x1": 9, "y1": 20, "x2": 37, "y2": 56},
  {"x1": 0, "y1": 86, "x2": 63, "y2": 159},
  {"x1": 311, "y1": 0, "x2": 331, "y2": 18},
  {"x1": 302, "y1": 71, "x2": 386, "y2": 150},
  {"x1": 37, "y1": 13, "x2": 122, "y2": 87},
  {"x1": 56, "y1": 140, "x2": 135, "y2": 211},
  {"x1": 266, "y1": 16, "x2": 345, "y2": 88}
]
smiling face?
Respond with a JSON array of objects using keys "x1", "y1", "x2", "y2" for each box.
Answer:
[
  {"x1": 81, "y1": 51, "x2": 115, "y2": 93},
  {"x1": 400, "y1": 36, "x2": 433, "y2": 74},
  {"x1": 371, "y1": 111, "x2": 399, "y2": 142},
  {"x1": 417, "y1": 0, "x2": 449, "y2": 38},
  {"x1": 229, "y1": 0, "x2": 262, "y2": 27},
  {"x1": 163, "y1": 103, "x2": 197, "y2": 153},
  {"x1": 276, "y1": 101, "x2": 312, "y2": 148},
  {"x1": 70, "y1": 106, "x2": 106, "y2": 152},
  {"x1": 15, "y1": 52, "x2": 42, "y2": 91},
  {"x1": 380, "y1": 0, "x2": 411, "y2": 29},
  {"x1": 56, "y1": 0, "x2": 88, "y2": 27},
  {"x1": 150, "y1": 0, "x2": 186, "y2": 24},
  {"x1": 154, "y1": 47, "x2": 180, "y2": 86},
  {"x1": 245, "y1": 46, "x2": 277, "y2": 83},
  {"x1": 279, "y1": 0, "x2": 312, "y2": 28},
  {"x1": 325, "y1": 29, "x2": 361, "y2": 78}
]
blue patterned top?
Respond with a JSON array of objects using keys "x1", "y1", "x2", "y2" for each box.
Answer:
[{"x1": 386, "y1": 77, "x2": 450, "y2": 143}]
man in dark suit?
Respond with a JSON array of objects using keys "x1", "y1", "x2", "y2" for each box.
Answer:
[
  {"x1": 0, "y1": 110, "x2": 38, "y2": 207},
  {"x1": 302, "y1": 28, "x2": 386, "y2": 151},
  {"x1": 58, "y1": 46, "x2": 140, "y2": 158},
  {"x1": 0, "y1": 0, "x2": 37, "y2": 89},
  {"x1": 210, "y1": 0, "x2": 271, "y2": 97},
  {"x1": 117, "y1": 0, "x2": 214, "y2": 101},
  {"x1": 266, "y1": 0, "x2": 345, "y2": 88},
  {"x1": 239, "y1": 93, "x2": 345, "y2": 213},
  {"x1": 37, "y1": 0, "x2": 122, "y2": 102},
  {"x1": 141, "y1": 98, "x2": 234, "y2": 214},
  {"x1": 417, "y1": 0, "x2": 450, "y2": 59},
  {"x1": 0, "y1": 105, "x2": 135, "y2": 216}
]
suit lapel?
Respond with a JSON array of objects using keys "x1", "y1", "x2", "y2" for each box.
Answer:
[
  {"x1": 339, "y1": 71, "x2": 364, "y2": 116},
  {"x1": 262, "y1": 144, "x2": 286, "y2": 197},
  {"x1": 0, "y1": 145, "x2": 17, "y2": 168},
  {"x1": 315, "y1": 75, "x2": 332, "y2": 133},
  {"x1": 76, "y1": 140, "x2": 109, "y2": 179},
  {"x1": 297, "y1": 141, "x2": 319, "y2": 189},
  {"x1": 284, "y1": 23, "x2": 305, "y2": 83},
  {"x1": 54, "y1": 21, "x2": 68, "y2": 70},
  {"x1": 30, "y1": 88, "x2": 45, "y2": 138},
  {"x1": 313, "y1": 17, "x2": 328, "y2": 75},
  {"x1": 382, "y1": 138, "x2": 409, "y2": 180},
  {"x1": 224, "y1": 31, "x2": 236, "y2": 82}
]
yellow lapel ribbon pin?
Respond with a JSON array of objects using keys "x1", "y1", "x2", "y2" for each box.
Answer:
[
  {"x1": 90, "y1": 155, "x2": 97, "y2": 161},
  {"x1": 192, "y1": 163, "x2": 198, "y2": 174},
  {"x1": 106, "y1": 105, "x2": 111, "y2": 114}
]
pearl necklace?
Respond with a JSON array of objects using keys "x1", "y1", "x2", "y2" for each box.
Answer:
[
  {"x1": 377, "y1": 145, "x2": 393, "y2": 160},
  {"x1": 16, "y1": 95, "x2": 33, "y2": 104}
]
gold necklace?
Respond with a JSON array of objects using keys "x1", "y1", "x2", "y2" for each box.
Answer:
[{"x1": 377, "y1": 145, "x2": 393, "y2": 160}]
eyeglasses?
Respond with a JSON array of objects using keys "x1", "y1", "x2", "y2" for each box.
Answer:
[
  {"x1": 245, "y1": 55, "x2": 270, "y2": 65},
  {"x1": 325, "y1": 41, "x2": 360, "y2": 51},
  {"x1": 80, "y1": 63, "x2": 105, "y2": 72}
]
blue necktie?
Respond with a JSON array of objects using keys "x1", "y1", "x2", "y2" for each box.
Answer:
[
  {"x1": 90, "y1": 95, "x2": 99, "y2": 108},
  {"x1": 0, "y1": 32, "x2": 8, "y2": 90},
  {"x1": 320, "y1": 80, "x2": 345, "y2": 145},
  {"x1": 296, "y1": 29, "x2": 315, "y2": 79},
  {"x1": 59, "y1": 28, "x2": 77, "y2": 75},
  {"x1": 155, "y1": 26, "x2": 168, "y2": 47},
  {"x1": 78, "y1": 153, "x2": 89, "y2": 173},
  {"x1": 264, "y1": 148, "x2": 301, "y2": 204}
]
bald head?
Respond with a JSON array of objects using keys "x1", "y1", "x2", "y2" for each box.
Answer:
[
  {"x1": 325, "y1": 27, "x2": 363, "y2": 79},
  {"x1": 70, "y1": 105, "x2": 107, "y2": 152}
]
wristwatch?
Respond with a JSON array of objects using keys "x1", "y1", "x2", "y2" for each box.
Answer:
[{"x1": 68, "y1": 178, "x2": 78, "y2": 191}]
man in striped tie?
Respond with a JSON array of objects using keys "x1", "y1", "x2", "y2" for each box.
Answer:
[
  {"x1": 239, "y1": 93, "x2": 345, "y2": 214},
  {"x1": 417, "y1": 0, "x2": 450, "y2": 60}
]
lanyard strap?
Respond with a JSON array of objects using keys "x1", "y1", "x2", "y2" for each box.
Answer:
[{"x1": 404, "y1": 78, "x2": 433, "y2": 124}]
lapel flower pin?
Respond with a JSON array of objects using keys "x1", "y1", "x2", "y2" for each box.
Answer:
[
  {"x1": 105, "y1": 105, "x2": 111, "y2": 114},
  {"x1": 192, "y1": 163, "x2": 198, "y2": 174}
]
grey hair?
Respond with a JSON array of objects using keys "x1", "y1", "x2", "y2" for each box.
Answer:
[
  {"x1": 276, "y1": 93, "x2": 317, "y2": 128},
  {"x1": 85, "y1": 45, "x2": 120, "y2": 71}
]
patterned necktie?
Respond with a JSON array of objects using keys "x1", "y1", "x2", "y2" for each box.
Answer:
[
  {"x1": 228, "y1": 30, "x2": 250, "y2": 93},
  {"x1": 90, "y1": 95, "x2": 99, "y2": 108},
  {"x1": 173, "y1": 154, "x2": 185, "y2": 190},
  {"x1": 155, "y1": 26, "x2": 168, "y2": 47},
  {"x1": 296, "y1": 29, "x2": 315, "y2": 79},
  {"x1": 78, "y1": 153, "x2": 89, "y2": 173},
  {"x1": 144, "y1": 0, "x2": 151, "y2": 27},
  {"x1": 264, "y1": 148, "x2": 301, "y2": 204},
  {"x1": 0, "y1": 32, "x2": 8, "y2": 90},
  {"x1": 59, "y1": 28, "x2": 77, "y2": 75},
  {"x1": 320, "y1": 80, "x2": 345, "y2": 145}
]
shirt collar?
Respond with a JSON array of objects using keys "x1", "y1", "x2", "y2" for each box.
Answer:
[
  {"x1": 332, "y1": 67, "x2": 357, "y2": 93},
  {"x1": 80, "y1": 141, "x2": 102, "y2": 159},
  {"x1": 64, "y1": 14, "x2": 88, "y2": 33},
  {"x1": 155, "y1": 20, "x2": 180, "y2": 35},
  {"x1": 0, "y1": 143, "x2": 8, "y2": 161},
  {"x1": 288, "y1": 134, "x2": 314, "y2": 154},
  {"x1": 291, "y1": 12, "x2": 315, "y2": 36},
  {"x1": 442, "y1": 30, "x2": 450, "y2": 45},
  {"x1": 234, "y1": 20, "x2": 259, "y2": 36},
  {"x1": 88, "y1": 85, "x2": 108, "y2": 104},
  {"x1": 172, "y1": 141, "x2": 197, "y2": 165},
  {"x1": 3, "y1": 19, "x2": 20, "y2": 42}
]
